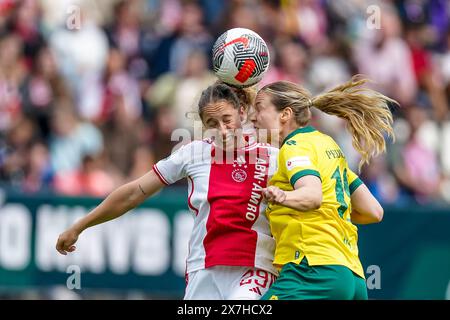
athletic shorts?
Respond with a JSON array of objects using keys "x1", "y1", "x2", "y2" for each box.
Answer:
[
  {"x1": 184, "y1": 266, "x2": 277, "y2": 300},
  {"x1": 261, "y1": 257, "x2": 368, "y2": 300}
]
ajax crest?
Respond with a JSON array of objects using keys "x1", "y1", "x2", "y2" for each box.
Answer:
[{"x1": 232, "y1": 169, "x2": 247, "y2": 182}]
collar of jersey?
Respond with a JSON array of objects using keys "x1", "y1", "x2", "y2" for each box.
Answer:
[{"x1": 282, "y1": 126, "x2": 316, "y2": 147}]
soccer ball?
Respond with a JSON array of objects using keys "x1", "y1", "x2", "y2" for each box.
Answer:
[{"x1": 212, "y1": 28, "x2": 270, "y2": 88}]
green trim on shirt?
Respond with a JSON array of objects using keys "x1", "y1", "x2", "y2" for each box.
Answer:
[
  {"x1": 349, "y1": 177, "x2": 364, "y2": 195},
  {"x1": 290, "y1": 169, "x2": 322, "y2": 187},
  {"x1": 282, "y1": 126, "x2": 317, "y2": 147}
]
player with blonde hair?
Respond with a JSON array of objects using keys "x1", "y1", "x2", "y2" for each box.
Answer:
[{"x1": 251, "y1": 76, "x2": 395, "y2": 300}]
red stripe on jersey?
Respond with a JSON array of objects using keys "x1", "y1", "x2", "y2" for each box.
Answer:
[
  {"x1": 153, "y1": 164, "x2": 169, "y2": 185},
  {"x1": 203, "y1": 146, "x2": 270, "y2": 268},
  {"x1": 187, "y1": 176, "x2": 199, "y2": 216}
]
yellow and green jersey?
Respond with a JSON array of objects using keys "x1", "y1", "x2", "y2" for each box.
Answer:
[{"x1": 267, "y1": 126, "x2": 365, "y2": 278}]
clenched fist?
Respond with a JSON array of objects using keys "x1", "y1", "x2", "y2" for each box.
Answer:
[
  {"x1": 56, "y1": 228, "x2": 80, "y2": 255},
  {"x1": 263, "y1": 186, "x2": 287, "y2": 204}
]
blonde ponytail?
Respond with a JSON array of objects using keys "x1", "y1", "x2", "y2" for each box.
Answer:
[
  {"x1": 312, "y1": 76, "x2": 396, "y2": 169},
  {"x1": 260, "y1": 76, "x2": 396, "y2": 170}
]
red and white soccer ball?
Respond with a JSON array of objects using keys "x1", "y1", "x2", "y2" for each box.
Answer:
[{"x1": 212, "y1": 28, "x2": 270, "y2": 88}]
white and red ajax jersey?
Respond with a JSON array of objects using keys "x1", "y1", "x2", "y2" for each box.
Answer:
[{"x1": 153, "y1": 140, "x2": 278, "y2": 275}]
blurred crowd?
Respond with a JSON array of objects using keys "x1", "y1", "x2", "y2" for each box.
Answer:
[{"x1": 0, "y1": 0, "x2": 449, "y2": 205}]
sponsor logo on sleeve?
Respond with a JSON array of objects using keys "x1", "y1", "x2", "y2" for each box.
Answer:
[{"x1": 286, "y1": 156, "x2": 311, "y2": 171}]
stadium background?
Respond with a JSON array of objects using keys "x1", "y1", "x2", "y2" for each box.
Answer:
[{"x1": 0, "y1": 0, "x2": 449, "y2": 299}]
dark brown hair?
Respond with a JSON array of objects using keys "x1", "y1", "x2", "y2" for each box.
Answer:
[{"x1": 198, "y1": 81, "x2": 256, "y2": 120}]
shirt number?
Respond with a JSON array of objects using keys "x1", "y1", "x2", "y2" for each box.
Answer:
[{"x1": 331, "y1": 167, "x2": 350, "y2": 218}]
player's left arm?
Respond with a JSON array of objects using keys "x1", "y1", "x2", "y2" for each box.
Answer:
[
  {"x1": 347, "y1": 169, "x2": 383, "y2": 224},
  {"x1": 350, "y1": 184, "x2": 384, "y2": 224}
]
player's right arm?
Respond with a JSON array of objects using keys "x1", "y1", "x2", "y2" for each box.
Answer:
[
  {"x1": 263, "y1": 141, "x2": 323, "y2": 212},
  {"x1": 56, "y1": 142, "x2": 193, "y2": 255},
  {"x1": 56, "y1": 170, "x2": 165, "y2": 255},
  {"x1": 347, "y1": 170, "x2": 384, "y2": 225}
]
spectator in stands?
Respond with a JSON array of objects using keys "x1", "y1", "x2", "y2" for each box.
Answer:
[
  {"x1": 353, "y1": 4, "x2": 417, "y2": 107},
  {"x1": 20, "y1": 45, "x2": 70, "y2": 139},
  {"x1": 49, "y1": 5, "x2": 109, "y2": 120},
  {"x1": 150, "y1": 0, "x2": 213, "y2": 79},
  {"x1": 1, "y1": 117, "x2": 37, "y2": 187},
  {"x1": 259, "y1": 39, "x2": 307, "y2": 87},
  {"x1": 393, "y1": 106, "x2": 440, "y2": 204},
  {"x1": 54, "y1": 154, "x2": 115, "y2": 196},
  {"x1": 147, "y1": 49, "x2": 216, "y2": 130},
  {"x1": 101, "y1": 48, "x2": 143, "y2": 123},
  {"x1": 405, "y1": 23, "x2": 448, "y2": 120},
  {"x1": 0, "y1": 33, "x2": 26, "y2": 132},
  {"x1": 23, "y1": 142, "x2": 53, "y2": 193},
  {"x1": 49, "y1": 100, "x2": 103, "y2": 175}
]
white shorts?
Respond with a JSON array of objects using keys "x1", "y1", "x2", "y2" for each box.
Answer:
[{"x1": 184, "y1": 266, "x2": 277, "y2": 300}]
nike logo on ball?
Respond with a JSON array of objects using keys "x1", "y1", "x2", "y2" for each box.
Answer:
[{"x1": 222, "y1": 37, "x2": 249, "y2": 49}]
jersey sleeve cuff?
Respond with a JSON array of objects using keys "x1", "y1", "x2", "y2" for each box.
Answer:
[
  {"x1": 349, "y1": 177, "x2": 363, "y2": 195},
  {"x1": 290, "y1": 169, "x2": 321, "y2": 187},
  {"x1": 152, "y1": 164, "x2": 170, "y2": 185}
]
